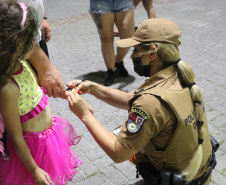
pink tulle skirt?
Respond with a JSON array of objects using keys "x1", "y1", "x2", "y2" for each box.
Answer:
[{"x1": 0, "y1": 116, "x2": 82, "y2": 185}]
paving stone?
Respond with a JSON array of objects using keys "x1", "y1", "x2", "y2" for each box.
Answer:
[{"x1": 101, "y1": 166, "x2": 129, "y2": 185}]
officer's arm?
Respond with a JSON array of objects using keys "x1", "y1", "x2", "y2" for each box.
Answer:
[
  {"x1": 68, "y1": 92, "x2": 138, "y2": 162},
  {"x1": 90, "y1": 83, "x2": 135, "y2": 110},
  {"x1": 75, "y1": 80, "x2": 135, "y2": 110},
  {"x1": 82, "y1": 113, "x2": 138, "y2": 163}
]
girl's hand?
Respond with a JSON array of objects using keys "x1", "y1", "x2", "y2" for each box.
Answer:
[
  {"x1": 67, "y1": 91, "x2": 93, "y2": 119},
  {"x1": 32, "y1": 167, "x2": 52, "y2": 185}
]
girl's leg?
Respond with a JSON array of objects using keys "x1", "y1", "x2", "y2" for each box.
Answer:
[{"x1": 115, "y1": 9, "x2": 135, "y2": 76}]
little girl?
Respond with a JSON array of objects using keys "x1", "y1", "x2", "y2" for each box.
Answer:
[{"x1": 0, "y1": 1, "x2": 82, "y2": 184}]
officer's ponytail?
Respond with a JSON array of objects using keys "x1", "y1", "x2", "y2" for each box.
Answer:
[
  {"x1": 176, "y1": 60, "x2": 206, "y2": 182},
  {"x1": 149, "y1": 42, "x2": 206, "y2": 182}
]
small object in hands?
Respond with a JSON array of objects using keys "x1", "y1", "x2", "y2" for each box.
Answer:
[
  {"x1": 66, "y1": 78, "x2": 86, "y2": 91},
  {"x1": 72, "y1": 88, "x2": 82, "y2": 95},
  {"x1": 72, "y1": 89, "x2": 78, "y2": 93}
]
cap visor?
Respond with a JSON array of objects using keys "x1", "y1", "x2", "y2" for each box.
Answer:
[{"x1": 116, "y1": 38, "x2": 141, "y2": 48}]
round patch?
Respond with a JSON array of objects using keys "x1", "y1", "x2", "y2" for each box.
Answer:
[{"x1": 127, "y1": 122, "x2": 138, "y2": 133}]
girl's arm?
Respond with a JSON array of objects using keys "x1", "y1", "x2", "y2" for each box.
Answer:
[{"x1": 0, "y1": 82, "x2": 51, "y2": 185}]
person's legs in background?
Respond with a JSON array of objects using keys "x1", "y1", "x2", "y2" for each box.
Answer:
[
  {"x1": 115, "y1": 0, "x2": 155, "y2": 36},
  {"x1": 90, "y1": 0, "x2": 134, "y2": 86},
  {"x1": 133, "y1": 0, "x2": 141, "y2": 7},
  {"x1": 91, "y1": 12, "x2": 116, "y2": 86},
  {"x1": 134, "y1": 0, "x2": 156, "y2": 18},
  {"x1": 115, "y1": 9, "x2": 135, "y2": 77},
  {"x1": 141, "y1": 0, "x2": 156, "y2": 18}
]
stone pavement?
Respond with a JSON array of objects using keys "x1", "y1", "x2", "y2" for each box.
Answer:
[{"x1": 44, "y1": 0, "x2": 226, "y2": 184}]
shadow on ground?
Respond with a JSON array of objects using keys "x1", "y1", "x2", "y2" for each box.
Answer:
[{"x1": 74, "y1": 70, "x2": 136, "y2": 91}]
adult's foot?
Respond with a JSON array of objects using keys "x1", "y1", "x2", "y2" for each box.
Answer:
[
  {"x1": 115, "y1": 61, "x2": 129, "y2": 77},
  {"x1": 104, "y1": 69, "x2": 116, "y2": 86}
]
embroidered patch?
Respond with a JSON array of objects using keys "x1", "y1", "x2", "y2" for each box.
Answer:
[{"x1": 127, "y1": 107, "x2": 149, "y2": 134}]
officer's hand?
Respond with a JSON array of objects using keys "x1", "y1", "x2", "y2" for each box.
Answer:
[
  {"x1": 66, "y1": 79, "x2": 91, "y2": 95},
  {"x1": 67, "y1": 91, "x2": 93, "y2": 119}
]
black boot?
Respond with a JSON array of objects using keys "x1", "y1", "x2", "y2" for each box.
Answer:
[
  {"x1": 104, "y1": 69, "x2": 116, "y2": 86},
  {"x1": 115, "y1": 61, "x2": 128, "y2": 77}
]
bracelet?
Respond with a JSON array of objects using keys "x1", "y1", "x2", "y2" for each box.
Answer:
[{"x1": 43, "y1": 17, "x2": 47, "y2": 20}]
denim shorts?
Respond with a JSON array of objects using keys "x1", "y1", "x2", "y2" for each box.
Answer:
[{"x1": 90, "y1": 0, "x2": 134, "y2": 14}]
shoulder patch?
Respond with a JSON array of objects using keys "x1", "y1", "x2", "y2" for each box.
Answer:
[{"x1": 127, "y1": 107, "x2": 149, "y2": 134}]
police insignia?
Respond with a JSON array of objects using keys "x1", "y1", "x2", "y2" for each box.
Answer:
[{"x1": 127, "y1": 107, "x2": 149, "y2": 134}]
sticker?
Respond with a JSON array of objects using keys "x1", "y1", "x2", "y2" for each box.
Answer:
[{"x1": 127, "y1": 107, "x2": 149, "y2": 134}]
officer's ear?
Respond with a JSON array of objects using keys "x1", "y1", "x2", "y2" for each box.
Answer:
[{"x1": 149, "y1": 45, "x2": 157, "y2": 60}]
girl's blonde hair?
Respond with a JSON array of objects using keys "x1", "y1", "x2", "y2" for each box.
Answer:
[{"x1": 141, "y1": 42, "x2": 205, "y2": 182}]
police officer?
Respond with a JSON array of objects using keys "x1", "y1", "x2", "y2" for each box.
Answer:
[{"x1": 67, "y1": 18, "x2": 216, "y2": 185}]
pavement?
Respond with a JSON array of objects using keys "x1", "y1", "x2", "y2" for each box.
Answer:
[{"x1": 44, "y1": 0, "x2": 226, "y2": 184}]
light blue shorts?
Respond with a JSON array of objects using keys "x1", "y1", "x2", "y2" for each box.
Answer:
[{"x1": 90, "y1": 0, "x2": 134, "y2": 14}]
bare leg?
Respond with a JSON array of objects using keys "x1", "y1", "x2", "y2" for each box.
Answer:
[
  {"x1": 91, "y1": 13, "x2": 115, "y2": 70},
  {"x1": 115, "y1": 9, "x2": 135, "y2": 63},
  {"x1": 142, "y1": 0, "x2": 156, "y2": 18},
  {"x1": 114, "y1": 9, "x2": 135, "y2": 77},
  {"x1": 133, "y1": 0, "x2": 142, "y2": 7}
]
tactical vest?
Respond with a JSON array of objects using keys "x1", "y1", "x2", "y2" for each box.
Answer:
[{"x1": 130, "y1": 86, "x2": 212, "y2": 176}]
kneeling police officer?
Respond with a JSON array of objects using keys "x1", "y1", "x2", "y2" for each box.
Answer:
[{"x1": 67, "y1": 18, "x2": 219, "y2": 185}]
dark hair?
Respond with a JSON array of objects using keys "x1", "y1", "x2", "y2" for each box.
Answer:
[{"x1": 0, "y1": 0, "x2": 38, "y2": 86}]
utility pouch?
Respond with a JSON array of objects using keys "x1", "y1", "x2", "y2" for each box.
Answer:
[
  {"x1": 160, "y1": 171, "x2": 183, "y2": 185},
  {"x1": 136, "y1": 162, "x2": 161, "y2": 185}
]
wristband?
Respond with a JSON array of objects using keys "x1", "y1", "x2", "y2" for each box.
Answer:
[{"x1": 43, "y1": 17, "x2": 47, "y2": 20}]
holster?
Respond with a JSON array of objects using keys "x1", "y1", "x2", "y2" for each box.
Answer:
[
  {"x1": 160, "y1": 171, "x2": 183, "y2": 185},
  {"x1": 136, "y1": 161, "x2": 161, "y2": 185}
]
